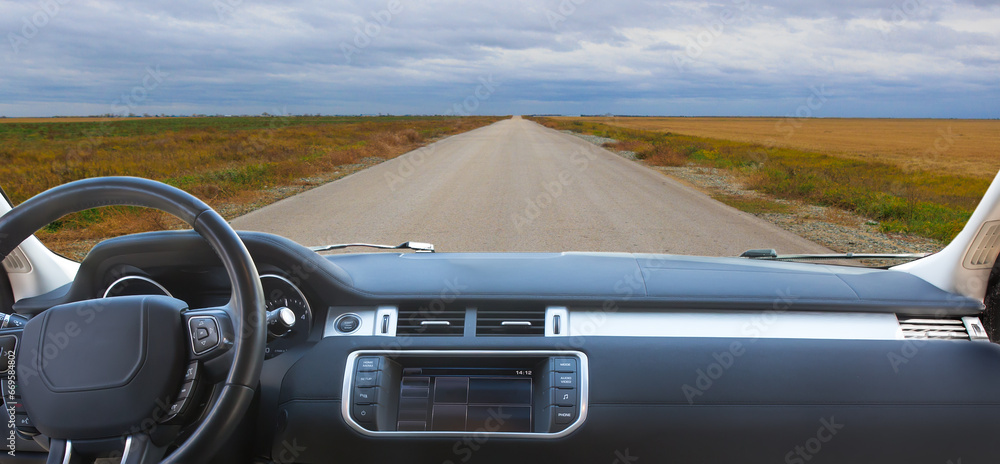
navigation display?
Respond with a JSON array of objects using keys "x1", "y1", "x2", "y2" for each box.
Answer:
[{"x1": 396, "y1": 367, "x2": 533, "y2": 432}]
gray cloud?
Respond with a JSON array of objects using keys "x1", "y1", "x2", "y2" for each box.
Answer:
[{"x1": 1, "y1": 0, "x2": 998, "y2": 117}]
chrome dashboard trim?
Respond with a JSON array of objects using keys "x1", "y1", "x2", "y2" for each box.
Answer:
[
  {"x1": 568, "y1": 310, "x2": 904, "y2": 340},
  {"x1": 545, "y1": 306, "x2": 569, "y2": 336},
  {"x1": 102, "y1": 275, "x2": 172, "y2": 299},
  {"x1": 342, "y1": 350, "x2": 590, "y2": 439},
  {"x1": 374, "y1": 306, "x2": 398, "y2": 336},
  {"x1": 325, "y1": 307, "x2": 377, "y2": 336},
  {"x1": 260, "y1": 274, "x2": 313, "y2": 316}
]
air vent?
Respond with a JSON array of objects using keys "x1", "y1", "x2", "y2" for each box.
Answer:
[
  {"x1": 477, "y1": 307, "x2": 545, "y2": 336},
  {"x1": 964, "y1": 220, "x2": 1000, "y2": 269},
  {"x1": 395, "y1": 304, "x2": 465, "y2": 336},
  {"x1": 897, "y1": 316, "x2": 986, "y2": 340},
  {"x1": 2, "y1": 247, "x2": 32, "y2": 274}
]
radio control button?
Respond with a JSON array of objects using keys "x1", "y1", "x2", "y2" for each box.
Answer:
[
  {"x1": 357, "y1": 357, "x2": 380, "y2": 371},
  {"x1": 354, "y1": 404, "x2": 376, "y2": 423},
  {"x1": 551, "y1": 357, "x2": 577, "y2": 372},
  {"x1": 553, "y1": 407, "x2": 575, "y2": 424},
  {"x1": 355, "y1": 372, "x2": 378, "y2": 388},
  {"x1": 551, "y1": 387, "x2": 576, "y2": 407},
  {"x1": 553, "y1": 372, "x2": 576, "y2": 388},
  {"x1": 354, "y1": 387, "x2": 377, "y2": 404}
]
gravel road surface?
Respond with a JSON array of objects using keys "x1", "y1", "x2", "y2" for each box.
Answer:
[{"x1": 230, "y1": 116, "x2": 831, "y2": 255}]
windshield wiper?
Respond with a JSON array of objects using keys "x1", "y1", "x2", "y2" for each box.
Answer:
[
  {"x1": 739, "y1": 249, "x2": 928, "y2": 262},
  {"x1": 309, "y1": 241, "x2": 435, "y2": 253}
]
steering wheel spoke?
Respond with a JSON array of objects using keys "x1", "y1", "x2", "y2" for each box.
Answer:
[
  {"x1": 0, "y1": 177, "x2": 266, "y2": 464},
  {"x1": 45, "y1": 439, "x2": 77, "y2": 464},
  {"x1": 121, "y1": 434, "x2": 168, "y2": 464}
]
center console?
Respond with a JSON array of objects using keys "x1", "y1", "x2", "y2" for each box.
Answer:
[{"x1": 341, "y1": 350, "x2": 588, "y2": 438}]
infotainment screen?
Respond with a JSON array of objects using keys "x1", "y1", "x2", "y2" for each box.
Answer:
[{"x1": 396, "y1": 367, "x2": 534, "y2": 432}]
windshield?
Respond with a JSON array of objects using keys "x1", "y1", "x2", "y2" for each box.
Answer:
[{"x1": 2, "y1": 2, "x2": 999, "y2": 265}]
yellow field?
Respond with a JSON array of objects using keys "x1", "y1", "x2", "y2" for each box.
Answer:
[{"x1": 561, "y1": 117, "x2": 1000, "y2": 179}]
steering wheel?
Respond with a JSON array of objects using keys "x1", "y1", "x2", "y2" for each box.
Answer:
[{"x1": 0, "y1": 177, "x2": 266, "y2": 464}]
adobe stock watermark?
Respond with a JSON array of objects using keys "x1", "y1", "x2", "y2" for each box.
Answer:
[
  {"x1": 382, "y1": 77, "x2": 496, "y2": 191},
  {"x1": 681, "y1": 288, "x2": 799, "y2": 403},
  {"x1": 7, "y1": 0, "x2": 71, "y2": 56},
  {"x1": 273, "y1": 439, "x2": 307, "y2": 464},
  {"x1": 57, "y1": 65, "x2": 168, "y2": 172},
  {"x1": 916, "y1": 125, "x2": 956, "y2": 165},
  {"x1": 213, "y1": 0, "x2": 244, "y2": 22},
  {"x1": 768, "y1": 85, "x2": 830, "y2": 143},
  {"x1": 553, "y1": 254, "x2": 674, "y2": 352},
  {"x1": 15, "y1": 297, "x2": 119, "y2": 388},
  {"x1": 612, "y1": 449, "x2": 638, "y2": 464},
  {"x1": 673, "y1": 0, "x2": 752, "y2": 71},
  {"x1": 340, "y1": 0, "x2": 405, "y2": 64},
  {"x1": 783, "y1": 417, "x2": 845, "y2": 464},
  {"x1": 444, "y1": 75, "x2": 499, "y2": 116},
  {"x1": 5, "y1": 344, "x2": 17, "y2": 457},
  {"x1": 680, "y1": 341, "x2": 745, "y2": 404},
  {"x1": 443, "y1": 407, "x2": 512, "y2": 463},
  {"x1": 511, "y1": 146, "x2": 597, "y2": 232},
  {"x1": 374, "y1": 277, "x2": 467, "y2": 354},
  {"x1": 545, "y1": 0, "x2": 586, "y2": 30},
  {"x1": 242, "y1": 107, "x2": 295, "y2": 156},
  {"x1": 111, "y1": 66, "x2": 170, "y2": 116},
  {"x1": 876, "y1": 0, "x2": 928, "y2": 39},
  {"x1": 383, "y1": 142, "x2": 438, "y2": 192}
]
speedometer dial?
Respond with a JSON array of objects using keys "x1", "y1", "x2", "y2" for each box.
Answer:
[{"x1": 261, "y1": 274, "x2": 313, "y2": 359}]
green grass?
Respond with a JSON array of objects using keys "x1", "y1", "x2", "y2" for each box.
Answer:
[
  {"x1": 712, "y1": 194, "x2": 794, "y2": 215},
  {"x1": 531, "y1": 118, "x2": 990, "y2": 242}
]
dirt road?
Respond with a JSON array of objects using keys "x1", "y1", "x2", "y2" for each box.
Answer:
[{"x1": 231, "y1": 116, "x2": 829, "y2": 255}]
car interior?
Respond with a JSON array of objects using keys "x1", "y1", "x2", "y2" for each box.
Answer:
[{"x1": 1, "y1": 174, "x2": 999, "y2": 463}]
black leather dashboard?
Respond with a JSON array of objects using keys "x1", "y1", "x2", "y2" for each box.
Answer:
[{"x1": 8, "y1": 230, "x2": 995, "y2": 463}]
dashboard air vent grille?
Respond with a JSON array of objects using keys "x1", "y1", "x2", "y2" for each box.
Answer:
[
  {"x1": 2, "y1": 247, "x2": 31, "y2": 274},
  {"x1": 897, "y1": 316, "x2": 971, "y2": 340},
  {"x1": 964, "y1": 220, "x2": 1000, "y2": 269},
  {"x1": 477, "y1": 307, "x2": 546, "y2": 336},
  {"x1": 396, "y1": 304, "x2": 465, "y2": 336}
]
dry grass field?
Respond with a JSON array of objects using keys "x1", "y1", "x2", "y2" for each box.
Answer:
[
  {"x1": 0, "y1": 117, "x2": 180, "y2": 124},
  {"x1": 562, "y1": 117, "x2": 1000, "y2": 179},
  {"x1": 1, "y1": 116, "x2": 503, "y2": 259},
  {"x1": 531, "y1": 117, "x2": 996, "y2": 243}
]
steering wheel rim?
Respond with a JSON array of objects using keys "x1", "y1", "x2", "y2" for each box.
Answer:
[{"x1": 0, "y1": 176, "x2": 266, "y2": 463}]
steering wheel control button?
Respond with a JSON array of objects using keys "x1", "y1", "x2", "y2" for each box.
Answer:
[
  {"x1": 551, "y1": 388, "x2": 577, "y2": 407},
  {"x1": 552, "y1": 357, "x2": 577, "y2": 372},
  {"x1": 336, "y1": 314, "x2": 362, "y2": 333},
  {"x1": 353, "y1": 404, "x2": 376, "y2": 423},
  {"x1": 354, "y1": 387, "x2": 377, "y2": 404},
  {"x1": 184, "y1": 361, "x2": 199, "y2": 382},
  {"x1": 357, "y1": 357, "x2": 380, "y2": 371},
  {"x1": 177, "y1": 380, "x2": 196, "y2": 399},
  {"x1": 167, "y1": 399, "x2": 188, "y2": 417},
  {"x1": 553, "y1": 372, "x2": 576, "y2": 388},
  {"x1": 189, "y1": 316, "x2": 221, "y2": 355},
  {"x1": 355, "y1": 372, "x2": 379, "y2": 388},
  {"x1": 553, "y1": 407, "x2": 576, "y2": 424}
]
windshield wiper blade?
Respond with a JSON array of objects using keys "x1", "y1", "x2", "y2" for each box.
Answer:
[
  {"x1": 739, "y1": 249, "x2": 928, "y2": 261},
  {"x1": 309, "y1": 241, "x2": 435, "y2": 253}
]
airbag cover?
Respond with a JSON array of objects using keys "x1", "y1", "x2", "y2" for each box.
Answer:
[{"x1": 17, "y1": 295, "x2": 186, "y2": 439}]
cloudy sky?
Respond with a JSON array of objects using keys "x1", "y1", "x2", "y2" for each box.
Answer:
[{"x1": 2, "y1": 0, "x2": 998, "y2": 117}]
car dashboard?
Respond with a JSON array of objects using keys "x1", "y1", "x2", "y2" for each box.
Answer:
[{"x1": 7, "y1": 230, "x2": 1000, "y2": 464}]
